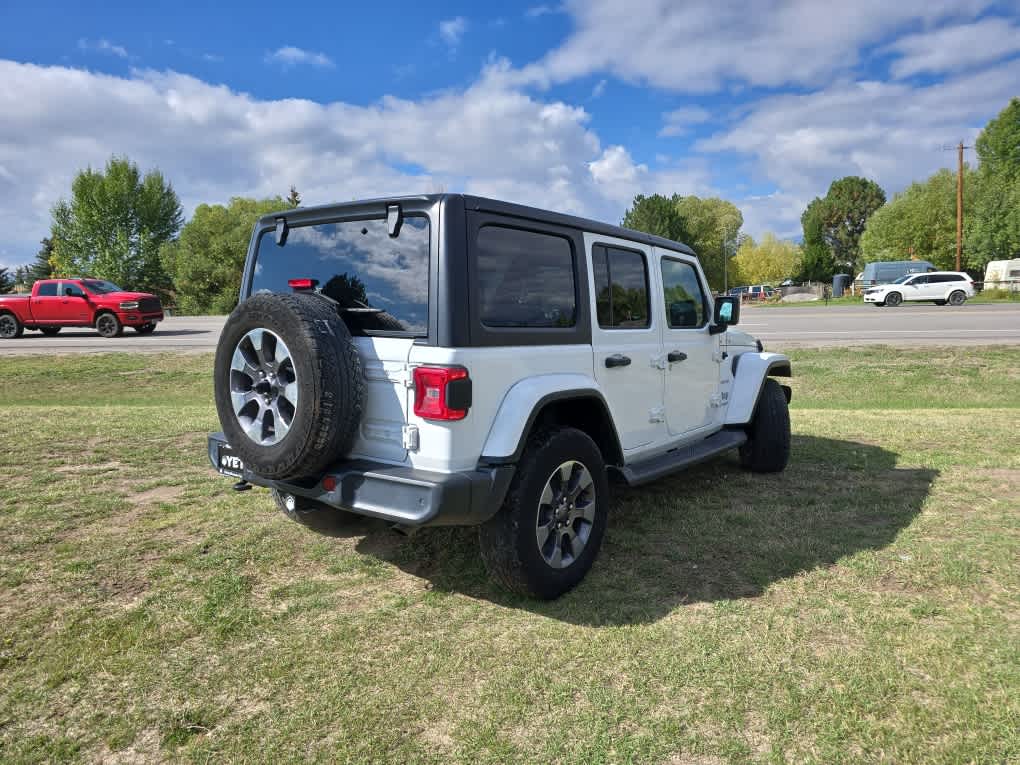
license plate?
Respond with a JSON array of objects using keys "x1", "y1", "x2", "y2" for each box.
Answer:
[{"x1": 216, "y1": 442, "x2": 244, "y2": 478}]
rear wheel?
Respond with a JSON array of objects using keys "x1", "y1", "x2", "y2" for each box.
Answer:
[
  {"x1": 479, "y1": 427, "x2": 609, "y2": 599},
  {"x1": 739, "y1": 378, "x2": 791, "y2": 473},
  {"x1": 39, "y1": 327, "x2": 61, "y2": 336},
  {"x1": 0, "y1": 313, "x2": 23, "y2": 339},
  {"x1": 948, "y1": 290, "x2": 967, "y2": 306},
  {"x1": 95, "y1": 312, "x2": 122, "y2": 338},
  {"x1": 885, "y1": 291, "x2": 902, "y2": 307}
]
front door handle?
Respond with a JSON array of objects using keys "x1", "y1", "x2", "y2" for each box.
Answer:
[
  {"x1": 667, "y1": 351, "x2": 687, "y2": 363},
  {"x1": 604, "y1": 354, "x2": 632, "y2": 368}
]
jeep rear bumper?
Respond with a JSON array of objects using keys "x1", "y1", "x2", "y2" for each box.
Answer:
[{"x1": 207, "y1": 432, "x2": 514, "y2": 528}]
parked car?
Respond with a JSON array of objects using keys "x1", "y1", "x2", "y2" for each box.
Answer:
[
  {"x1": 863, "y1": 271, "x2": 975, "y2": 307},
  {"x1": 726, "y1": 286, "x2": 749, "y2": 297},
  {"x1": 0, "y1": 278, "x2": 164, "y2": 339},
  {"x1": 746, "y1": 285, "x2": 775, "y2": 301},
  {"x1": 860, "y1": 260, "x2": 935, "y2": 287},
  {"x1": 207, "y1": 194, "x2": 792, "y2": 599}
]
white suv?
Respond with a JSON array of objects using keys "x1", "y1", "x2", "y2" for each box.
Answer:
[
  {"x1": 208, "y1": 195, "x2": 792, "y2": 598},
  {"x1": 863, "y1": 271, "x2": 975, "y2": 307}
]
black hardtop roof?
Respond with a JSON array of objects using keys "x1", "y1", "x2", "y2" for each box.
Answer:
[{"x1": 257, "y1": 193, "x2": 697, "y2": 257}]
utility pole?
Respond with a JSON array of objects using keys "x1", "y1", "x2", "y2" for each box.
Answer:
[
  {"x1": 943, "y1": 141, "x2": 971, "y2": 272},
  {"x1": 956, "y1": 141, "x2": 964, "y2": 272}
]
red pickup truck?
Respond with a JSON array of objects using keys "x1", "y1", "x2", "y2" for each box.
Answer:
[{"x1": 0, "y1": 278, "x2": 164, "y2": 339}]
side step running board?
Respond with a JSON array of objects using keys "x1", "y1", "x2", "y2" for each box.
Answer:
[{"x1": 614, "y1": 429, "x2": 747, "y2": 487}]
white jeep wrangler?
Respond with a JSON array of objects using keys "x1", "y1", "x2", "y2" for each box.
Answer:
[{"x1": 209, "y1": 194, "x2": 791, "y2": 599}]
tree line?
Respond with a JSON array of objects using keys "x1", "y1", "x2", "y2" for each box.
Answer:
[{"x1": 5, "y1": 98, "x2": 1015, "y2": 304}]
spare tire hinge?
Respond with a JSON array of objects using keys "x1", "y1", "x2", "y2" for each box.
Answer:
[{"x1": 402, "y1": 425, "x2": 420, "y2": 451}]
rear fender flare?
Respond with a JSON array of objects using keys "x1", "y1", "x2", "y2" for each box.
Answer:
[
  {"x1": 724, "y1": 352, "x2": 791, "y2": 426},
  {"x1": 480, "y1": 374, "x2": 620, "y2": 463}
]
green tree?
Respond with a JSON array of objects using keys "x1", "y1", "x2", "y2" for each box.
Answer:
[
  {"x1": 49, "y1": 156, "x2": 183, "y2": 294},
  {"x1": 622, "y1": 193, "x2": 690, "y2": 242},
  {"x1": 730, "y1": 234, "x2": 801, "y2": 286},
  {"x1": 861, "y1": 168, "x2": 979, "y2": 271},
  {"x1": 0, "y1": 267, "x2": 13, "y2": 294},
  {"x1": 623, "y1": 193, "x2": 743, "y2": 291},
  {"x1": 965, "y1": 98, "x2": 1020, "y2": 267},
  {"x1": 798, "y1": 198, "x2": 835, "y2": 281},
  {"x1": 817, "y1": 176, "x2": 886, "y2": 273},
  {"x1": 161, "y1": 196, "x2": 286, "y2": 314},
  {"x1": 28, "y1": 238, "x2": 55, "y2": 281},
  {"x1": 287, "y1": 185, "x2": 302, "y2": 208},
  {"x1": 674, "y1": 196, "x2": 743, "y2": 291}
]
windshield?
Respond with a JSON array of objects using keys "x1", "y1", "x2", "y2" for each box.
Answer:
[
  {"x1": 250, "y1": 215, "x2": 430, "y2": 335},
  {"x1": 891, "y1": 274, "x2": 915, "y2": 284},
  {"x1": 82, "y1": 279, "x2": 124, "y2": 294}
]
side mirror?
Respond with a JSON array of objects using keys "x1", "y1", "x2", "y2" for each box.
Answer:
[{"x1": 710, "y1": 295, "x2": 740, "y2": 334}]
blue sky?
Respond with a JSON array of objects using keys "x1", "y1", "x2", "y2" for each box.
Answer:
[{"x1": 1, "y1": 0, "x2": 1019, "y2": 267}]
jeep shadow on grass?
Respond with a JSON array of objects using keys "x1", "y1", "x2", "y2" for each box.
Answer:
[{"x1": 303, "y1": 434, "x2": 936, "y2": 625}]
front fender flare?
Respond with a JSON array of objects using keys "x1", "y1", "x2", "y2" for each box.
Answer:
[
  {"x1": 724, "y1": 352, "x2": 791, "y2": 426},
  {"x1": 480, "y1": 373, "x2": 611, "y2": 463}
]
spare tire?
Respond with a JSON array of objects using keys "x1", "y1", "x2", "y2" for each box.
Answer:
[{"x1": 214, "y1": 293, "x2": 364, "y2": 480}]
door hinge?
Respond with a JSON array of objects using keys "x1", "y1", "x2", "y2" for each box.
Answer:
[
  {"x1": 713, "y1": 350, "x2": 727, "y2": 363},
  {"x1": 402, "y1": 425, "x2": 420, "y2": 451},
  {"x1": 649, "y1": 406, "x2": 665, "y2": 423},
  {"x1": 709, "y1": 393, "x2": 724, "y2": 408},
  {"x1": 650, "y1": 355, "x2": 668, "y2": 371}
]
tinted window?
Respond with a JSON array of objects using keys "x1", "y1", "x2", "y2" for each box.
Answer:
[
  {"x1": 592, "y1": 245, "x2": 649, "y2": 328},
  {"x1": 476, "y1": 226, "x2": 575, "y2": 328},
  {"x1": 36, "y1": 282, "x2": 58, "y2": 297},
  {"x1": 82, "y1": 279, "x2": 123, "y2": 294},
  {"x1": 62, "y1": 282, "x2": 86, "y2": 297},
  {"x1": 661, "y1": 259, "x2": 707, "y2": 328},
  {"x1": 252, "y1": 216, "x2": 430, "y2": 335}
]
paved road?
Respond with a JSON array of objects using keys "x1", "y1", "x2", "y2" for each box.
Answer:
[
  {"x1": 1, "y1": 303, "x2": 1018, "y2": 354},
  {"x1": 741, "y1": 302, "x2": 1020, "y2": 347}
]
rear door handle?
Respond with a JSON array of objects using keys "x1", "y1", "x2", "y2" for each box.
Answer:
[
  {"x1": 667, "y1": 351, "x2": 687, "y2": 363},
  {"x1": 604, "y1": 354, "x2": 631, "y2": 368}
]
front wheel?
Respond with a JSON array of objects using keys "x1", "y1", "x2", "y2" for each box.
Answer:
[
  {"x1": 885, "y1": 291, "x2": 903, "y2": 307},
  {"x1": 948, "y1": 290, "x2": 967, "y2": 306},
  {"x1": 95, "y1": 312, "x2": 123, "y2": 338},
  {"x1": 479, "y1": 427, "x2": 609, "y2": 600},
  {"x1": 0, "y1": 313, "x2": 24, "y2": 339},
  {"x1": 133, "y1": 323, "x2": 157, "y2": 334},
  {"x1": 739, "y1": 378, "x2": 791, "y2": 473}
]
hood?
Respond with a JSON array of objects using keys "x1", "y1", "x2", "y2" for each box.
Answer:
[
  {"x1": 724, "y1": 328, "x2": 759, "y2": 348},
  {"x1": 101, "y1": 291, "x2": 159, "y2": 302}
]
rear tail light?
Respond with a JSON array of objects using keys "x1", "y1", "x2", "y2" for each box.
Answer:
[{"x1": 413, "y1": 366, "x2": 471, "y2": 421}]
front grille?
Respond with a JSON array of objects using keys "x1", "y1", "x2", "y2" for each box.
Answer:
[{"x1": 139, "y1": 297, "x2": 162, "y2": 313}]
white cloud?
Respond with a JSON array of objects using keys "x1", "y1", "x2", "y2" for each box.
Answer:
[
  {"x1": 698, "y1": 62, "x2": 1018, "y2": 238},
  {"x1": 591, "y1": 79, "x2": 607, "y2": 98},
  {"x1": 439, "y1": 17, "x2": 467, "y2": 48},
  {"x1": 265, "y1": 46, "x2": 334, "y2": 69},
  {"x1": 525, "y1": 5, "x2": 560, "y2": 18},
  {"x1": 886, "y1": 17, "x2": 1020, "y2": 78},
  {"x1": 659, "y1": 106, "x2": 711, "y2": 137},
  {"x1": 0, "y1": 59, "x2": 706, "y2": 267},
  {"x1": 78, "y1": 38, "x2": 129, "y2": 59},
  {"x1": 518, "y1": 0, "x2": 995, "y2": 91}
]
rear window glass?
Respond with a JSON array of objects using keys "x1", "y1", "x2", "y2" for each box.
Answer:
[
  {"x1": 251, "y1": 216, "x2": 430, "y2": 335},
  {"x1": 592, "y1": 245, "x2": 650, "y2": 329},
  {"x1": 36, "y1": 282, "x2": 58, "y2": 296},
  {"x1": 476, "y1": 226, "x2": 576, "y2": 328}
]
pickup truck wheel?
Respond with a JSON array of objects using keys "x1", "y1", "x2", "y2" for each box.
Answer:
[
  {"x1": 948, "y1": 290, "x2": 967, "y2": 306},
  {"x1": 739, "y1": 378, "x2": 790, "y2": 473},
  {"x1": 214, "y1": 293, "x2": 364, "y2": 480},
  {"x1": 885, "y1": 291, "x2": 902, "y2": 307},
  {"x1": 39, "y1": 327, "x2": 61, "y2": 336},
  {"x1": 133, "y1": 323, "x2": 157, "y2": 334},
  {"x1": 0, "y1": 313, "x2": 23, "y2": 339},
  {"x1": 479, "y1": 427, "x2": 609, "y2": 599},
  {"x1": 95, "y1": 312, "x2": 122, "y2": 338}
]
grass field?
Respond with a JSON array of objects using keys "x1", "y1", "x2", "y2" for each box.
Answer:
[{"x1": 1, "y1": 348, "x2": 1018, "y2": 764}]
